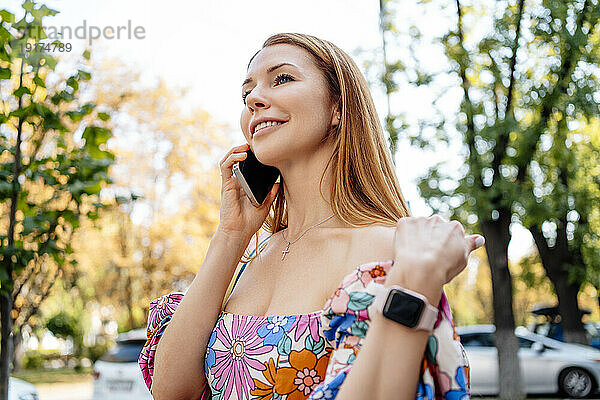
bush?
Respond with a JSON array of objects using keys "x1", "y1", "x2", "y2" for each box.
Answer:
[
  {"x1": 22, "y1": 352, "x2": 45, "y2": 370},
  {"x1": 83, "y1": 343, "x2": 112, "y2": 364}
]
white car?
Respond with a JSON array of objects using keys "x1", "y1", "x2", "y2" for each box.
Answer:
[
  {"x1": 92, "y1": 329, "x2": 152, "y2": 400},
  {"x1": 8, "y1": 377, "x2": 38, "y2": 400},
  {"x1": 457, "y1": 324, "x2": 600, "y2": 398}
]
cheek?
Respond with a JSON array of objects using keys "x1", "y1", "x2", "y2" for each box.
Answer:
[
  {"x1": 240, "y1": 110, "x2": 251, "y2": 140},
  {"x1": 290, "y1": 86, "x2": 331, "y2": 126}
]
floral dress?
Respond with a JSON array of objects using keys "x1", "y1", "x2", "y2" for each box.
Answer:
[{"x1": 139, "y1": 236, "x2": 471, "y2": 400}]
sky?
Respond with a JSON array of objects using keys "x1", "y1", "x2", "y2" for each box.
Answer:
[{"x1": 4, "y1": 0, "x2": 535, "y2": 261}]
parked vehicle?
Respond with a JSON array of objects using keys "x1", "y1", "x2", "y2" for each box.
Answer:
[
  {"x1": 457, "y1": 324, "x2": 600, "y2": 398},
  {"x1": 92, "y1": 329, "x2": 152, "y2": 400},
  {"x1": 8, "y1": 377, "x2": 39, "y2": 400},
  {"x1": 528, "y1": 305, "x2": 600, "y2": 349}
]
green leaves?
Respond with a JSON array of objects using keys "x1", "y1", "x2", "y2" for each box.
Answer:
[
  {"x1": 82, "y1": 126, "x2": 113, "y2": 159},
  {"x1": 0, "y1": 10, "x2": 15, "y2": 23},
  {"x1": 0, "y1": 67, "x2": 10, "y2": 79},
  {"x1": 78, "y1": 70, "x2": 91, "y2": 81},
  {"x1": 0, "y1": 0, "x2": 117, "y2": 348},
  {"x1": 13, "y1": 86, "x2": 31, "y2": 98}
]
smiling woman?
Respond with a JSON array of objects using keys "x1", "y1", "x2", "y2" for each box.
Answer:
[{"x1": 138, "y1": 32, "x2": 476, "y2": 400}]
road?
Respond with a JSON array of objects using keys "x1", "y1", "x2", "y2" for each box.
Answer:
[{"x1": 36, "y1": 380, "x2": 93, "y2": 400}]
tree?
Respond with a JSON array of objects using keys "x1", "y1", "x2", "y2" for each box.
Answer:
[
  {"x1": 0, "y1": 2, "x2": 116, "y2": 398},
  {"x1": 64, "y1": 59, "x2": 229, "y2": 332},
  {"x1": 378, "y1": 0, "x2": 600, "y2": 398}
]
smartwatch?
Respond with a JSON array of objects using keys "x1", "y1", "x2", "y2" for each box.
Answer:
[{"x1": 372, "y1": 285, "x2": 439, "y2": 331}]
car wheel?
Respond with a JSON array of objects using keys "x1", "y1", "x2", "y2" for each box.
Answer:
[{"x1": 559, "y1": 367, "x2": 595, "y2": 398}]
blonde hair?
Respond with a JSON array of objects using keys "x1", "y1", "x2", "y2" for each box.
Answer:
[{"x1": 238, "y1": 32, "x2": 411, "y2": 264}]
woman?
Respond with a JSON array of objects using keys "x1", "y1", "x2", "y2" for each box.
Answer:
[{"x1": 139, "y1": 33, "x2": 483, "y2": 400}]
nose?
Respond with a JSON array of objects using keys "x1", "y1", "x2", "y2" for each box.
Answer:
[{"x1": 246, "y1": 87, "x2": 270, "y2": 112}]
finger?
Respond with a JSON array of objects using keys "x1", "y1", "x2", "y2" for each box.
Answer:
[
  {"x1": 466, "y1": 234, "x2": 485, "y2": 252},
  {"x1": 219, "y1": 143, "x2": 250, "y2": 165},
  {"x1": 259, "y1": 183, "x2": 280, "y2": 209},
  {"x1": 429, "y1": 214, "x2": 445, "y2": 222},
  {"x1": 220, "y1": 151, "x2": 248, "y2": 182}
]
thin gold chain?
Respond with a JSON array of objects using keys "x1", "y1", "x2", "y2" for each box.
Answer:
[{"x1": 280, "y1": 214, "x2": 335, "y2": 260}]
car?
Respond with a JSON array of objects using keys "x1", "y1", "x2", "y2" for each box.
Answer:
[
  {"x1": 8, "y1": 377, "x2": 39, "y2": 400},
  {"x1": 456, "y1": 324, "x2": 600, "y2": 398},
  {"x1": 91, "y1": 328, "x2": 153, "y2": 400},
  {"x1": 528, "y1": 305, "x2": 600, "y2": 349}
]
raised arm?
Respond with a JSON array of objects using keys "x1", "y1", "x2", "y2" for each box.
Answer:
[
  {"x1": 149, "y1": 230, "x2": 251, "y2": 399},
  {"x1": 309, "y1": 216, "x2": 482, "y2": 400},
  {"x1": 148, "y1": 142, "x2": 280, "y2": 399}
]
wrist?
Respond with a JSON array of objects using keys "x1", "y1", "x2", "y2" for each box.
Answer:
[
  {"x1": 215, "y1": 227, "x2": 253, "y2": 244},
  {"x1": 211, "y1": 229, "x2": 253, "y2": 261},
  {"x1": 387, "y1": 260, "x2": 444, "y2": 306}
]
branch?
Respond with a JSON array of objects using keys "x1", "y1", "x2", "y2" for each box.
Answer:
[
  {"x1": 492, "y1": 0, "x2": 525, "y2": 177},
  {"x1": 529, "y1": 223, "x2": 551, "y2": 260},
  {"x1": 12, "y1": 210, "x2": 65, "y2": 299},
  {"x1": 14, "y1": 265, "x2": 60, "y2": 330},
  {"x1": 515, "y1": 0, "x2": 591, "y2": 183},
  {"x1": 455, "y1": 0, "x2": 485, "y2": 191}
]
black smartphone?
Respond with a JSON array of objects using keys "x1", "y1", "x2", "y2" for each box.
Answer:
[{"x1": 232, "y1": 148, "x2": 280, "y2": 207}]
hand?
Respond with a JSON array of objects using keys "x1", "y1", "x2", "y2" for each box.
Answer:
[
  {"x1": 216, "y1": 143, "x2": 280, "y2": 240},
  {"x1": 387, "y1": 215, "x2": 485, "y2": 304}
]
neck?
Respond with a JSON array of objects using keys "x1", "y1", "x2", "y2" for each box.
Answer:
[{"x1": 278, "y1": 144, "x2": 344, "y2": 239}]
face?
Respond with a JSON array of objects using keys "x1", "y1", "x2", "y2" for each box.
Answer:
[{"x1": 240, "y1": 44, "x2": 339, "y2": 165}]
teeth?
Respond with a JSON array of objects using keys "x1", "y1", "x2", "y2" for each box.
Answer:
[{"x1": 254, "y1": 120, "x2": 284, "y2": 134}]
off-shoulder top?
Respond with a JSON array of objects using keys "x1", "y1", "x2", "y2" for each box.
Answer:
[{"x1": 139, "y1": 233, "x2": 471, "y2": 400}]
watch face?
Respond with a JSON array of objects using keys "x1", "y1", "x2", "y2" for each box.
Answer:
[{"x1": 383, "y1": 289, "x2": 425, "y2": 328}]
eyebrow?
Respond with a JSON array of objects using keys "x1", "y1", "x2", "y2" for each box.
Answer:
[{"x1": 241, "y1": 62, "x2": 299, "y2": 87}]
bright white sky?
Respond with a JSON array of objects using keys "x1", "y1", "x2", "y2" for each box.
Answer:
[{"x1": 4, "y1": 0, "x2": 534, "y2": 260}]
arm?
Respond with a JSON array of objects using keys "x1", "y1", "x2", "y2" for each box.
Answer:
[
  {"x1": 335, "y1": 289, "x2": 469, "y2": 400},
  {"x1": 336, "y1": 265, "x2": 441, "y2": 400},
  {"x1": 308, "y1": 221, "x2": 476, "y2": 400},
  {"x1": 333, "y1": 216, "x2": 476, "y2": 399},
  {"x1": 149, "y1": 229, "x2": 252, "y2": 400}
]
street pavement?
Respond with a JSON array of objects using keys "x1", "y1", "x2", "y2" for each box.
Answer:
[{"x1": 36, "y1": 380, "x2": 93, "y2": 400}]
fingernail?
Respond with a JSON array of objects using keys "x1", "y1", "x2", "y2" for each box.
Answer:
[{"x1": 475, "y1": 235, "x2": 485, "y2": 248}]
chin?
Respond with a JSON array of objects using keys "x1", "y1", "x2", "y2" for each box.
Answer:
[{"x1": 251, "y1": 140, "x2": 287, "y2": 167}]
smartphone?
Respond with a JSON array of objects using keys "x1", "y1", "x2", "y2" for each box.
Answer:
[{"x1": 232, "y1": 148, "x2": 280, "y2": 207}]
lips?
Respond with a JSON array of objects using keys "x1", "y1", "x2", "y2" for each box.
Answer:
[
  {"x1": 253, "y1": 121, "x2": 287, "y2": 137},
  {"x1": 250, "y1": 118, "x2": 289, "y2": 136}
]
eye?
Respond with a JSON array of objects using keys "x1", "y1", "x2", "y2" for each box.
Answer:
[
  {"x1": 274, "y1": 72, "x2": 294, "y2": 85},
  {"x1": 242, "y1": 89, "x2": 251, "y2": 105},
  {"x1": 242, "y1": 73, "x2": 295, "y2": 105}
]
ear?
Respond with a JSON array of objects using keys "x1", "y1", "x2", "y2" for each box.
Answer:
[{"x1": 330, "y1": 108, "x2": 341, "y2": 127}]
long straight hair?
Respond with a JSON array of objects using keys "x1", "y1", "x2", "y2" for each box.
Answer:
[{"x1": 240, "y1": 33, "x2": 411, "y2": 263}]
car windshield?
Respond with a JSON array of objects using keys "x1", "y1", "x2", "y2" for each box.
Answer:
[{"x1": 100, "y1": 339, "x2": 146, "y2": 363}]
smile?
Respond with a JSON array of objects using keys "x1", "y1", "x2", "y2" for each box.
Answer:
[{"x1": 253, "y1": 121, "x2": 287, "y2": 136}]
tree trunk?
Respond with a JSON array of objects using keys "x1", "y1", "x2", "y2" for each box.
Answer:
[
  {"x1": 0, "y1": 294, "x2": 13, "y2": 400},
  {"x1": 529, "y1": 224, "x2": 587, "y2": 344},
  {"x1": 10, "y1": 330, "x2": 23, "y2": 373},
  {"x1": 126, "y1": 271, "x2": 134, "y2": 331},
  {"x1": 554, "y1": 277, "x2": 588, "y2": 344},
  {"x1": 480, "y1": 207, "x2": 525, "y2": 400}
]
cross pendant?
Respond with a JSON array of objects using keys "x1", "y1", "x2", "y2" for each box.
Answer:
[{"x1": 281, "y1": 243, "x2": 290, "y2": 260}]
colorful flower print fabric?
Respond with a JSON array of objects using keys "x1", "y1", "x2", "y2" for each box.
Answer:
[
  {"x1": 306, "y1": 260, "x2": 470, "y2": 400},
  {"x1": 139, "y1": 259, "x2": 471, "y2": 400},
  {"x1": 207, "y1": 310, "x2": 332, "y2": 400}
]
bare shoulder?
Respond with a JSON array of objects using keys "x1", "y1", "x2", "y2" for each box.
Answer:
[
  {"x1": 356, "y1": 224, "x2": 396, "y2": 254},
  {"x1": 321, "y1": 223, "x2": 396, "y2": 299}
]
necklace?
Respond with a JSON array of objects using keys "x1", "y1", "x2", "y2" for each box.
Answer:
[{"x1": 281, "y1": 214, "x2": 335, "y2": 260}]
